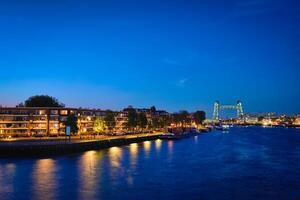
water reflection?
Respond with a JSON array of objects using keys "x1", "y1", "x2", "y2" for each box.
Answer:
[
  {"x1": 108, "y1": 147, "x2": 123, "y2": 168},
  {"x1": 129, "y1": 143, "x2": 138, "y2": 166},
  {"x1": 155, "y1": 139, "x2": 162, "y2": 152},
  {"x1": 0, "y1": 163, "x2": 16, "y2": 194},
  {"x1": 168, "y1": 140, "x2": 173, "y2": 153},
  {"x1": 32, "y1": 159, "x2": 57, "y2": 200},
  {"x1": 167, "y1": 140, "x2": 174, "y2": 162},
  {"x1": 0, "y1": 127, "x2": 299, "y2": 200},
  {"x1": 143, "y1": 141, "x2": 151, "y2": 157},
  {"x1": 78, "y1": 150, "x2": 102, "y2": 200},
  {"x1": 194, "y1": 136, "x2": 199, "y2": 144},
  {"x1": 108, "y1": 146, "x2": 124, "y2": 180}
]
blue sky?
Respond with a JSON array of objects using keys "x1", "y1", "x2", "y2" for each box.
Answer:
[{"x1": 0, "y1": 0, "x2": 299, "y2": 116}]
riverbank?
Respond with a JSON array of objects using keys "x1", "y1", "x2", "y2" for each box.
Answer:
[{"x1": 0, "y1": 133, "x2": 162, "y2": 156}]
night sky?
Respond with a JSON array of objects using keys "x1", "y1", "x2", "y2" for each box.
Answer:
[{"x1": 0, "y1": 0, "x2": 299, "y2": 116}]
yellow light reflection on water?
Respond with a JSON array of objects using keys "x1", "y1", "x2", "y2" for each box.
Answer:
[
  {"x1": 143, "y1": 141, "x2": 151, "y2": 155},
  {"x1": 108, "y1": 147, "x2": 124, "y2": 179},
  {"x1": 108, "y1": 147, "x2": 122, "y2": 168},
  {"x1": 168, "y1": 140, "x2": 174, "y2": 155},
  {"x1": 155, "y1": 139, "x2": 162, "y2": 151},
  {"x1": 32, "y1": 159, "x2": 57, "y2": 200},
  {"x1": 129, "y1": 143, "x2": 138, "y2": 165},
  {"x1": 78, "y1": 150, "x2": 100, "y2": 200},
  {"x1": 128, "y1": 143, "x2": 139, "y2": 186}
]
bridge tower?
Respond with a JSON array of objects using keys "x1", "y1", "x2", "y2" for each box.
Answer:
[
  {"x1": 213, "y1": 101, "x2": 220, "y2": 120},
  {"x1": 212, "y1": 100, "x2": 244, "y2": 121},
  {"x1": 236, "y1": 100, "x2": 244, "y2": 118}
]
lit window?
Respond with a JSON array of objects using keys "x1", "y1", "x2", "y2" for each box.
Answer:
[
  {"x1": 39, "y1": 110, "x2": 46, "y2": 115},
  {"x1": 60, "y1": 110, "x2": 68, "y2": 115}
]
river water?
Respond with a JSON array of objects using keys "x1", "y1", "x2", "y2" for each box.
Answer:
[{"x1": 0, "y1": 127, "x2": 300, "y2": 200}]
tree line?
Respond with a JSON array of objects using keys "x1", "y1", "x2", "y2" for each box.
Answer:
[{"x1": 93, "y1": 106, "x2": 206, "y2": 134}]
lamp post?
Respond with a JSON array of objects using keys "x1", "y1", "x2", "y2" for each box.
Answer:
[{"x1": 78, "y1": 113, "x2": 81, "y2": 139}]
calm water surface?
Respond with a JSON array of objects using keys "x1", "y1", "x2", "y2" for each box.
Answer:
[{"x1": 0, "y1": 127, "x2": 300, "y2": 200}]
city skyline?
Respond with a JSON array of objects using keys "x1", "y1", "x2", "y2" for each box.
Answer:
[{"x1": 0, "y1": 0, "x2": 299, "y2": 115}]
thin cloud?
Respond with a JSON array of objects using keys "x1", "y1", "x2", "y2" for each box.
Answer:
[{"x1": 176, "y1": 78, "x2": 188, "y2": 88}]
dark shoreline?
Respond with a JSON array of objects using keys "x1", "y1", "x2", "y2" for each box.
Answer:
[{"x1": 0, "y1": 134, "x2": 161, "y2": 157}]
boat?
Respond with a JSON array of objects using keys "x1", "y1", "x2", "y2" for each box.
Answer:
[
  {"x1": 159, "y1": 133, "x2": 181, "y2": 140},
  {"x1": 215, "y1": 125, "x2": 230, "y2": 131},
  {"x1": 222, "y1": 125, "x2": 230, "y2": 131},
  {"x1": 160, "y1": 129, "x2": 200, "y2": 140}
]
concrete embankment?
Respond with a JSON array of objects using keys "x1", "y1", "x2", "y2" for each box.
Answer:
[{"x1": 0, "y1": 134, "x2": 161, "y2": 156}]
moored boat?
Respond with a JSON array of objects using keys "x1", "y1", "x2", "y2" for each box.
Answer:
[
  {"x1": 222, "y1": 125, "x2": 230, "y2": 131},
  {"x1": 215, "y1": 124, "x2": 230, "y2": 131},
  {"x1": 159, "y1": 133, "x2": 181, "y2": 140},
  {"x1": 160, "y1": 128, "x2": 200, "y2": 140},
  {"x1": 215, "y1": 125, "x2": 223, "y2": 131}
]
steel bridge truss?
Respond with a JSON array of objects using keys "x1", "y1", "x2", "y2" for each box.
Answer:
[{"x1": 213, "y1": 100, "x2": 244, "y2": 120}]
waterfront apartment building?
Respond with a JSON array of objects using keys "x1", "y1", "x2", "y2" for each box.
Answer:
[
  {"x1": 0, "y1": 107, "x2": 106, "y2": 137},
  {"x1": 0, "y1": 106, "x2": 171, "y2": 137}
]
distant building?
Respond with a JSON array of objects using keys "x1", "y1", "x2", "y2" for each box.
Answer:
[
  {"x1": 244, "y1": 115, "x2": 259, "y2": 124},
  {"x1": 115, "y1": 111, "x2": 128, "y2": 130},
  {"x1": 294, "y1": 117, "x2": 300, "y2": 126}
]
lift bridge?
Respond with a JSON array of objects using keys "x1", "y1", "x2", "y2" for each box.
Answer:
[{"x1": 213, "y1": 100, "x2": 244, "y2": 121}]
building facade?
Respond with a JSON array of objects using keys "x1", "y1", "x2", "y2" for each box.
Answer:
[
  {"x1": 0, "y1": 106, "x2": 174, "y2": 137},
  {"x1": 0, "y1": 107, "x2": 105, "y2": 137}
]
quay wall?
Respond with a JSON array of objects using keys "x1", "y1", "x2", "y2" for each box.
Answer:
[{"x1": 0, "y1": 135, "x2": 160, "y2": 156}]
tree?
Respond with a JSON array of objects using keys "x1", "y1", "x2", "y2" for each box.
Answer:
[
  {"x1": 172, "y1": 113, "x2": 181, "y2": 127},
  {"x1": 258, "y1": 116, "x2": 264, "y2": 122},
  {"x1": 179, "y1": 110, "x2": 190, "y2": 127},
  {"x1": 93, "y1": 117, "x2": 107, "y2": 135},
  {"x1": 149, "y1": 106, "x2": 157, "y2": 130},
  {"x1": 21, "y1": 95, "x2": 65, "y2": 107},
  {"x1": 159, "y1": 115, "x2": 171, "y2": 128},
  {"x1": 104, "y1": 110, "x2": 116, "y2": 131},
  {"x1": 193, "y1": 111, "x2": 206, "y2": 125},
  {"x1": 138, "y1": 112, "x2": 148, "y2": 130},
  {"x1": 173, "y1": 110, "x2": 190, "y2": 127},
  {"x1": 126, "y1": 108, "x2": 138, "y2": 130},
  {"x1": 65, "y1": 114, "x2": 78, "y2": 134},
  {"x1": 150, "y1": 106, "x2": 156, "y2": 115},
  {"x1": 152, "y1": 116, "x2": 160, "y2": 129}
]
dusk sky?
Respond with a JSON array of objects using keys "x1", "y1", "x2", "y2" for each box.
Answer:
[{"x1": 0, "y1": 0, "x2": 299, "y2": 116}]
